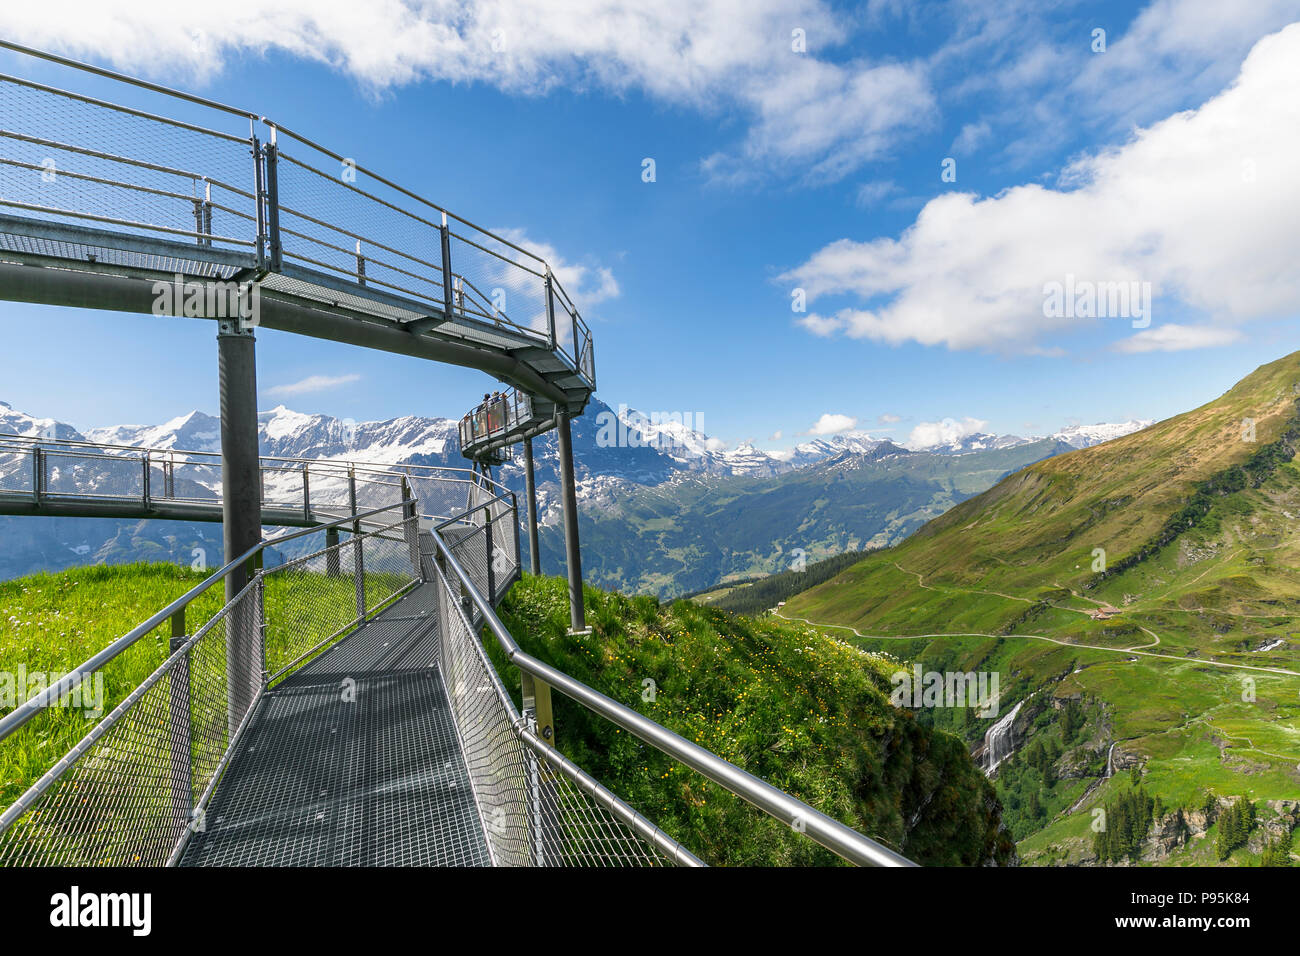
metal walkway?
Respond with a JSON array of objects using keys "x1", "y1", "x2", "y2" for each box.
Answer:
[
  {"x1": 181, "y1": 583, "x2": 491, "y2": 867},
  {"x1": 0, "y1": 41, "x2": 594, "y2": 420},
  {"x1": 0, "y1": 41, "x2": 916, "y2": 868},
  {"x1": 0, "y1": 461, "x2": 913, "y2": 867}
]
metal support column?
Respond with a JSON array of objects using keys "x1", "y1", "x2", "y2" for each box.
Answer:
[
  {"x1": 555, "y1": 410, "x2": 588, "y2": 634},
  {"x1": 217, "y1": 318, "x2": 261, "y2": 736},
  {"x1": 523, "y1": 436, "x2": 541, "y2": 575}
]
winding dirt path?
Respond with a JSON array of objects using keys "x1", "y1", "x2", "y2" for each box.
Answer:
[{"x1": 772, "y1": 612, "x2": 1300, "y2": 678}]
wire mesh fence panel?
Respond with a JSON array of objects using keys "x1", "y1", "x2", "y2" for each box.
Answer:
[
  {"x1": 261, "y1": 533, "x2": 361, "y2": 682},
  {"x1": 433, "y1": 565, "x2": 534, "y2": 866},
  {"x1": 273, "y1": 147, "x2": 445, "y2": 309},
  {"x1": 445, "y1": 230, "x2": 548, "y2": 339},
  {"x1": 427, "y1": 549, "x2": 681, "y2": 867},
  {"x1": 38, "y1": 447, "x2": 145, "y2": 499},
  {"x1": 407, "y1": 474, "x2": 474, "y2": 523},
  {"x1": 0, "y1": 73, "x2": 257, "y2": 252},
  {"x1": 361, "y1": 515, "x2": 421, "y2": 617},
  {"x1": 0, "y1": 579, "x2": 262, "y2": 867},
  {"x1": 0, "y1": 444, "x2": 34, "y2": 493}
]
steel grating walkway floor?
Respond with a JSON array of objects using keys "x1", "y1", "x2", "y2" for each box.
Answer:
[{"x1": 180, "y1": 583, "x2": 492, "y2": 867}]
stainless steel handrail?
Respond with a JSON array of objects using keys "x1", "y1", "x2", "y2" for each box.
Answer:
[{"x1": 428, "y1": 522, "x2": 917, "y2": 868}]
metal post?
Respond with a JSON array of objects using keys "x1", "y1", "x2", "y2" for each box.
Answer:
[
  {"x1": 555, "y1": 410, "x2": 587, "y2": 634},
  {"x1": 523, "y1": 436, "x2": 541, "y2": 575},
  {"x1": 168, "y1": 608, "x2": 192, "y2": 841},
  {"x1": 355, "y1": 239, "x2": 366, "y2": 287},
  {"x1": 302, "y1": 464, "x2": 311, "y2": 523},
  {"x1": 142, "y1": 452, "x2": 151, "y2": 509},
  {"x1": 252, "y1": 134, "x2": 266, "y2": 271},
  {"x1": 31, "y1": 447, "x2": 42, "y2": 503},
  {"x1": 544, "y1": 269, "x2": 557, "y2": 350},
  {"x1": 326, "y1": 526, "x2": 340, "y2": 578},
  {"x1": 484, "y1": 488, "x2": 496, "y2": 600},
  {"x1": 192, "y1": 195, "x2": 204, "y2": 245},
  {"x1": 349, "y1": 468, "x2": 365, "y2": 622},
  {"x1": 402, "y1": 476, "x2": 420, "y2": 576},
  {"x1": 202, "y1": 182, "x2": 213, "y2": 248},
  {"x1": 571, "y1": 307, "x2": 581, "y2": 369},
  {"x1": 520, "y1": 669, "x2": 556, "y2": 865},
  {"x1": 440, "y1": 212, "x2": 454, "y2": 319},
  {"x1": 264, "y1": 127, "x2": 282, "y2": 272},
  {"x1": 218, "y1": 318, "x2": 262, "y2": 736}
]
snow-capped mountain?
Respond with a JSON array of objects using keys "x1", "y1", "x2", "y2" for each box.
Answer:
[
  {"x1": 88, "y1": 410, "x2": 222, "y2": 451},
  {"x1": 1050, "y1": 420, "x2": 1154, "y2": 449},
  {"x1": 0, "y1": 400, "x2": 81, "y2": 441},
  {"x1": 0, "y1": 394, "x2": 1154, "y2": 589},
  {"x1": 907, "y1": 420, "x2": 1151, "y2": 455}
]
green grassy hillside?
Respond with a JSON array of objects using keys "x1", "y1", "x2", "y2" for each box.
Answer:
[
  {"x1": 489, "y1": 574, "x2": 1015, "y2": 866},
  {"x1": 784, "y1": 352, "x2": 1300, "y2": 865}
]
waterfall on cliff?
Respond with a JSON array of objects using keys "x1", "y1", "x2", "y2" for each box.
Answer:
[{"x1": 983, "y1": 700, "x2": 1023, "y2": 775}]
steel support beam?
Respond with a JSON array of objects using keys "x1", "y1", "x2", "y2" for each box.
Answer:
[
  {"x1": 554, "y1": 411, "x2": 587, "y2": 634},
  {"x1": 0, "y1": 262, "x2": 583, "y2": 413},
  {"x1": 217, "y1": 319, "x2": 262, "y2": 736},
  {"x1": 523, "y1": 436, "x2": 541, "y2": 576}
]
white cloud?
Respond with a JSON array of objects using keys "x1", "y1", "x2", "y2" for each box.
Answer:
[
  {"x1": 488, "y1": 228, "x2": 618, "y2": 308},
  {"x1": 769, "y1": 429, "x2": 783, "y2": 440},
  {"x1": 807, "y1": 412, "x2": 857, "y2": 435},
  {"x1": 795, "y1": 312, "x2": 842, "y2": 337},
  {"x1": 950, "y1": 120, "x2": 991, "y2": 155},
  {"x1": 266, "y1": 373, "x2": 361, "y2": 396},
  {"x1": 703, "y1": 57, "x2": 935, "y2": 184},
  {"x1": 876, "y1": 412, "x2": 901, "y2": 424},
  {"x1": 1112, "y1": 323, "x2": 1243, "y2": 353},
  {"x1": 855, "y1": 179, "x2": 901, "y2": 207},
  {"x1": 782, "y1": 23, "x2": 1300, "y2": 352},
  {"x1": 906, "y1": 416, "x2": 987, "y2": 449},
  {"x1": 0, "y1": 0, "x2": 933, "y2": 184}
]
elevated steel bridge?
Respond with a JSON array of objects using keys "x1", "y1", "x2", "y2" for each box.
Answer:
[{"x1": 0, "y1": 43, "x2": 914, "y2": 867}]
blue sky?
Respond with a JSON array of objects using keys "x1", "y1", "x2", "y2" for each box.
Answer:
[{"x1": 3, "y1": 0, "x2": 1300, "y2": 449}]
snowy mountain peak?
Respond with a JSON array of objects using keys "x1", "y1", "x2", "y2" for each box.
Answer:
[{"x1": 1051, "y1": 420, "x2": 1153, "y2": 449}]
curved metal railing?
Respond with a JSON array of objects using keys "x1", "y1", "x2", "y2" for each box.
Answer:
[{"x1": 0, "y1": 40, "x2": 595, "y2": 391}]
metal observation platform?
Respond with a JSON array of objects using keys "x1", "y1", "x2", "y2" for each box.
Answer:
[{"x1": 0, "y1": 43, "x2": 914, "y2": 867}]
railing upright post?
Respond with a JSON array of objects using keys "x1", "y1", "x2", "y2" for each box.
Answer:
[
  {"x1": 326, "y1": 526, "x2": 340, "y2": 578},
  {"x1": 401, "y1": 477, "x2": 420, "y2": 576},
  {"x1": 571, "y1": 306, "x2": 580, "y2": 370},
  {"x1": 302, "y1": 463, "x2": 311, "y2": 524},
  {"x1": 264, "y1": 126, "x2": 282, "y2": 272},
  {"x1": 520, "y1": 669, "x2": 555, "y2": 865},
  {"x1": 31, "y1": 447, "x2": 42, "y2": 503},
  {"x1": 202, "y1": 181, "x2": 213, "y2": 248},
  {"x1": 544, "y1": 268, "x2": 557, "y2": 350},
  {"x1": 168, "y1": 607, "x2": 192, "y2": 844},
  {"x1": 251, "y1": 132, "x2": 266, "y2": 271},
  {"x1": 142, "y1": 452, "x2": 151, "y2": 509},
  {"x1": 192, "y1": 189, "x2": 204, "y2": 247},
  {"x1": 355, "y1": 239, "x2": 366, "y2": 287},
  {"x1": 440, "y1": 212, "x2": 454, "y2": 320},
  {"x1": 484, "y1": 502, "x2": 496, "y2": 600},
  {"x1": 349, "y1": 468, "x2": 365, "y2": 623}
]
